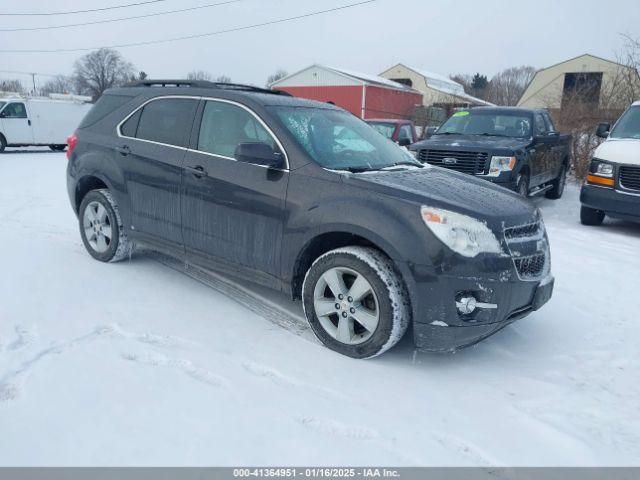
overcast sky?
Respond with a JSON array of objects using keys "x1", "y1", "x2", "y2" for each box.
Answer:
[{"x1": 1, "y1": 0, "x2": 638, "y2": 89}]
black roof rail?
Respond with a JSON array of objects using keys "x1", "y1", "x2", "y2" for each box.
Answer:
[{"x1": 124, "y1": 79, "x2": 292, "y2": 96}]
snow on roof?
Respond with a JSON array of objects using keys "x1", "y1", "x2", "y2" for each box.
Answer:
[
  {"x1": 322, "y1": 65, "x2": 415, "y2": 91},
  {"x1": 402, "y1": 66, "x2": 493, "y2": 106}
]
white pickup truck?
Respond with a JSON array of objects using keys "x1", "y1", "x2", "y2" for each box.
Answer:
[
  {"x1": 0, "y1": 94, "x2": 92, "y2": 153},
  {"x1": 580, "y1": 101, "x2": 640, "y2": 225}
]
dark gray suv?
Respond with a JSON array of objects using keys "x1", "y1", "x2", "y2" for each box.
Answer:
[{"x1": 66, "y1": 80, "x2": 554, "y2": 358}]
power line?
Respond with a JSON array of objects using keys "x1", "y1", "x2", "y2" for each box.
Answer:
[
  {"x1": 0, "y1": 0, "x2": 169, "y2": 16},
  {"x1": 0, "y1": 69, "x2": 58, "y2": 77},
  {"x1": 0, "y1": 0, "x2": 376, "y2": 54},
  {"x1": 0, "y1": 0, "x2": 243, "y2": 32}
]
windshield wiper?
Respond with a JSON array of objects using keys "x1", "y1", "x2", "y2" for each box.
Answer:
[
  {"x1": 472, "y1": 133, "x2": 510, "y2": 138},
  {"x1": 381, "y1": 161, "x2": 422, "y2": 169}
]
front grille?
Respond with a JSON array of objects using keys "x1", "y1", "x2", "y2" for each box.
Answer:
[
  {"x1": 503, "y1": 220, "x2": 549, "y2": 281},
  {"x1": 619, "y1": 166, "x2": 640, "y2": 192},
  {"x1": 418, "y1": 149, "x2": 489, "y2": 175},
  {"x1": 504, "y1": 222, "x2": 542, "y2": 240},
  {"x1": 514, "y1": 254, "x2": 547, "y2": 280}
]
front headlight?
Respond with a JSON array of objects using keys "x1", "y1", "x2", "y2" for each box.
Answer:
[
  {"x1": 591, "y1": 158, "x2": 614, "y2": 177},
  {"x1": 487, "y1": 156, "x2": 516, "y2": 177},
  {"x1": 420, "y1": 206, "x2": 503, "y2": 257}
]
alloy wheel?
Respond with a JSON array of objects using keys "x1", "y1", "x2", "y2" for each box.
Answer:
[
  {"x1": 313, "y1": 267, "x2": 380, "y2": 345},
  {"x1": 83, "y1": 201, "x2": 113, "y2": 253}
]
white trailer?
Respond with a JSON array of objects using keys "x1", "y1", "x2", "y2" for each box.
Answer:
[{"x1": 0, "y1": 94, "x2": 92, "y2": 152}]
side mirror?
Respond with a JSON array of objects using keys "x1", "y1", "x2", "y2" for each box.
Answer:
[
  {"x1": 425, "y1": 126, "x2": 438, "y2": 138},
  {"x1": 234, "y1": 142, "x2": 283, "y2": 168},
  {"x1": 397, "y1": 137, "x2": 411, "y2": 147},
  {"x1": 596, "y1": 122, "x2": 610, "y2": 139},
  {"x1": 547, "y1": 131, "x2": 560, "y2": 139}
]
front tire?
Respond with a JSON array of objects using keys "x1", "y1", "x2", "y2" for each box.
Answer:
[
  {"x1": 79, "y1": 189, "x2": 132, "y2": 262},
  {"x1": 302, "y1": 247, "x2": 410, "y2": 359},
  {"x1": 0, "y1": 135, "x2": 6, "y2": 153},
  {"x1": 580, "y1": 205, "x2": 605, "y2": 226}
]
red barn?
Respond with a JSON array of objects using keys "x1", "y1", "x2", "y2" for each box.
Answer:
[{"x1": 270, "y1": 65, "x2": 422, "y2": 120}]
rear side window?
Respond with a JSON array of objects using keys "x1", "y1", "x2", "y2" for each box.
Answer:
[
  {"x1": 79, "y1": 94, "x2": 133, "y2": 128},
  {"x1": 197, "y1": 100, "x2": 277, "y2": 158},
  {"x1": 120, "y1": 109, "x2": 141, "y2": 137},
  {"x1": 135, "y1": 98, "x2": 198, "y2": 147}
]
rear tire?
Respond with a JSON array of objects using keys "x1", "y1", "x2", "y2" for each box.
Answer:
[
  {"x1": 546, "y1": 164, "x2": 567, "y2": 199},
  {"x1": 580, "y1": 205, "x2": 605, "y2": 226},
  {"x1": 516, "y1": 173, "x2": 530, "y2": 197},
  {"x1": 302, "y1": 246, "x2": 410, "y2": 359},
  {"x1": 49, "y1": 145, "x2": 67, "y2": 152},
  {"x1": 79, "y1": 189, "x2": 132, "y2": 262}
]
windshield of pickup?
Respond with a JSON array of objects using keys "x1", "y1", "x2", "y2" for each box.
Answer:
[
  {"x1": 271, "y1": 106, "x2": 421, "y2": 171},
  {"x1": 437, "y1": 110, "x2": 533, "y2": 138},
  {"x1": 367, "y1": 121, "x2": 396, "y2": 139},
  {"x1": 610, "y1": 106, "x2": 640, "y2": 139}
]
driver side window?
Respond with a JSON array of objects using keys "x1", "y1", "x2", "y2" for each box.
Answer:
[
  {"x1": 197, "y1": 100, "x2": 277, "y2": 159},
  {"x1": 534, "y1": 113, "x2": 548, "y2": 136},
  {"x1": 2, "y1": 102, "x2": 27, "y2": 118}
]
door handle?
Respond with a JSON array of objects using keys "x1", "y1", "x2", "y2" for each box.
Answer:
[
  {"x1": 28, "y1": 119, "x2": 31, "y2": 126},
  {"x1": 186, "y1": 165, "x2": 208, "y2": 179},
  {"x1": 115, "y1": 145, "x2": 130, "y2": 156}
]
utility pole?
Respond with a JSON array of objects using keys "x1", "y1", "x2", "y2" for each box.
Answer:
[{"x1": 31, "y1": 73, "x2": 36, "y2": 95}]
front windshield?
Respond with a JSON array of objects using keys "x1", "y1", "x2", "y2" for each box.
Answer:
[
  {"x1": 367, "y1": 122, "x2": 395, "y2": 139},
  {"x1": 610, "y1": 106, "x2": 640, "y2": 139},
  {"x1": 437, "y1": 110, "x2": 532, "y2": 138},
  {"x1": 271, "y1": 107, "x2": 421, "y2": 171}
]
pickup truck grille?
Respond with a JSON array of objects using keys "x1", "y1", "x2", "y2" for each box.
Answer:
[
  {"x1": 418, "y1": 149, "x2": 489, "y2": 175},
  {"x1": 619, "y1": 166, "x2": 640, "y2": 192},
  {"x1": 503, "y1": 220, "x2": 549, "y2": 281}
]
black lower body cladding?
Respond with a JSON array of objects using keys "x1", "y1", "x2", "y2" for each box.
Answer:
[{"x1": 580, "y1": 184, "x2": 640, "y2": 223}]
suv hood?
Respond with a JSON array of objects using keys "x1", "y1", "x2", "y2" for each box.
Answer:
[
  {"x1": 344, "y1": 166, "x2": 537, "y2": 228},
  {"x1": 595, "y1": 138, "x2": 640, "y2": 165},
  {"x1": 416, "y1": 134, "x2": 530, "y2": 152}
]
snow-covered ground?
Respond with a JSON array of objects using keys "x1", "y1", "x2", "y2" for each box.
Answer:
[{"x1": 1, "y1": 150, "x2": 639, "y2": 466}]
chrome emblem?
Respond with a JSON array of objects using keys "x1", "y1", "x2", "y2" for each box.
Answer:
[{"x1": 443, "y1": 157, "x2": 458, "y2": 165}]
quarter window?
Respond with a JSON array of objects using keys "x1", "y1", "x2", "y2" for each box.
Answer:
[
  {"x1": 197, "y1": 100, "x2": 277, "y2": 159},
  {"x1": 2, "y1": 102, "x2": 27, "y2": 118},
  {"x1": 135, "y1": 98, "x2": 198, "y2": 147}
]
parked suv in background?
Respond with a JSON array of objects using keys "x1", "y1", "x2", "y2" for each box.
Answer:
[
  {"x1": 410, "y1": 107, "x2": 571, "y2": 199},
  {"x1": 67, "y1": 80, "x2": 554, "y2": 358}
]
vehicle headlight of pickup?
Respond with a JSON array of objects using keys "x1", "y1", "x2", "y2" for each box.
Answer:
[
  {"x1": 587, "y1": 158, "x2": 615, "y2": 187},
  {"x1": 420, "y1": 206, "x2": 503, "y2": 257},
  {"x1": 487, "y1": 156, "x2": 516, "y2": 177}
]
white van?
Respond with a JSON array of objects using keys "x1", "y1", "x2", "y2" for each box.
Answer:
[
  {"x1": 580, "y1": 100, "x2": 640, "y2": 225},
  {"x1": 0, "y1": 94, "x2": 92, "y2": 153}
]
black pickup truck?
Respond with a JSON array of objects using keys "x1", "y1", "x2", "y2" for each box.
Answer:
[{"x1": 410, "y1": 107, "x2": 571, "y2": 199}]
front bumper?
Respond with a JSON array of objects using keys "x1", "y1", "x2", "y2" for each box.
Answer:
[
  {"x1": 580, "y1": 184, "x2": 640, "y2": 222},
  {"x1": 408, "y1": 265, "x2": 554, "y2": 352}
]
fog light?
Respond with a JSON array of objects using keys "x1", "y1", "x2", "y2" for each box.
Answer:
[
  {"x1": 456, "y1": 296, "x2": 477, "y2": 315},
  {"x1": 456, "y1": 294, "x2": 498, "y2": 315}
]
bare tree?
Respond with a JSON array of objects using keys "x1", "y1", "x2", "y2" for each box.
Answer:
[
  {"x1": 449, "y1": 73, "x2": 473, "y2": 94},
  {"x1": 266, "y1": 69, "x2": 288, "y2": 87},
  {"x1": 73, "y1": 48, "x2": 135, "y2": 101},
  {"x1": 187, "y1": 70, "x2": 213, "y2": 81},
  {"x1": 215, "y1": 75, "x2": 232, "y2": 84},
  {"x1": 40, "y1": 75, "x2": 75, "y2": 96},
  {"x1": 486, "y1": 66, "x2": 536, "y2": 106},
  {"x1": 0, "y1": 79, "x2": 24, "y2": 93}
]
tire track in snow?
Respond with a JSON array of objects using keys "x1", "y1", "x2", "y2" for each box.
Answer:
[
  {"x1": 150, "y1": 252, "x2": 313, "y2": 340},
  {"x1": 121, "y1": 352, "x2": 229, "y2": 388},
  {"x1": 0, "y1": 324, "x2": 199, "y2": 403}
]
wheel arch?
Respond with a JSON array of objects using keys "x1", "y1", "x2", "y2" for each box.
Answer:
[
  {"x1": 290, "y1": 227, "x2": 409, "y2": 301},
  {"x1": 75, "y1": 174, "x2": 112, "y2": 212}
]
